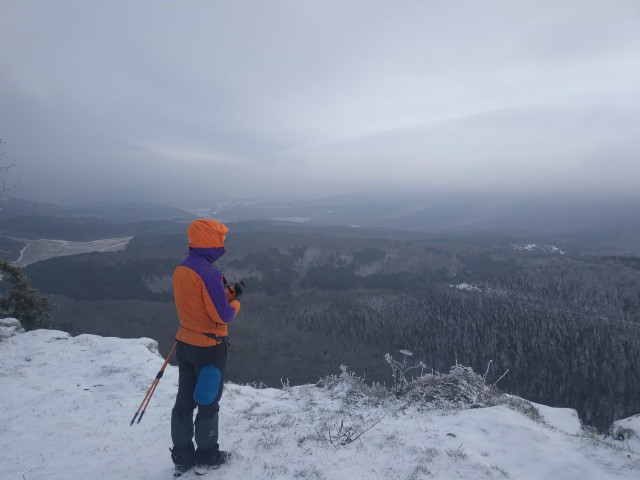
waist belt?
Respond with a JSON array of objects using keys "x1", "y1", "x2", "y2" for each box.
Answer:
[
  {"x1": 177, "y1": 324, "x2": 228, "y2": 345},
  {"x1": 203, "y1": 332, "x2": 228, "y2": 343}
]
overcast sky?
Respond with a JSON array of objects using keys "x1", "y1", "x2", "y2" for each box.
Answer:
[{"x1": 1, "y1": 0, "x2": 639, "y2": 204}]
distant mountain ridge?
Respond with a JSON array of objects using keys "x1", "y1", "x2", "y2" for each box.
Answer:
[
  {"x1": 181, "y1": 193, "x2": 640, "y2": 239},
  {"x1": 4, "y1": 194, "x2": 640, "y2": 239},
  {"x1": 0, "y1": 197, "x2": 195, "y2": 223}
]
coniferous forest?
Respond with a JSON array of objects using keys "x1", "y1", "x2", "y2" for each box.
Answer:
[{"x1": 6, "y1": 221, "x2": 636, "y2": 431}]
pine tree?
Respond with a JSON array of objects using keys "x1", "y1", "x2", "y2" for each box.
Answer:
[{"x1": 0, "y1": 261, "x2": 56, "y2": 330}]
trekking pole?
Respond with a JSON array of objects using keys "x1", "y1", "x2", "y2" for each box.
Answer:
[{"x1": 130, "y1": 341, "x2": 177, "y2": 426}]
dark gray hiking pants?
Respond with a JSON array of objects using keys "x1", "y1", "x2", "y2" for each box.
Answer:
[{"x1": 171, "y1": 340, "x2": 227, "y2": 452}]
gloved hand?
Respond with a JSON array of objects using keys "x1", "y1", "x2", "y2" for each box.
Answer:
[{"x1": 233, "y1": 281, "x2": 245, "y2": 299}]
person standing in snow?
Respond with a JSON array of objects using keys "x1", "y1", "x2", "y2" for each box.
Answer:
[{"x1": 170, "y1": 219, "x2": 244, "y2": 475}]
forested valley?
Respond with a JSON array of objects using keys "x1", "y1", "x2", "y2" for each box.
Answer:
[{"x1": 2, "y1": 219, "x2": 635, "y2": 431}]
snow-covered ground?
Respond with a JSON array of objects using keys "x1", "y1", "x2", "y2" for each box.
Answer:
[
  {"x1": 12, "y1": 237, "x2": 133, "y2": 267},
  {"x1": 1, "y1": 319, "x2": 638, "y2": 480}
]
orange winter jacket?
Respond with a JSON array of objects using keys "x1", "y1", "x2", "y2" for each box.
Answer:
[{"x1": 173, "y1": 219, "x2": 240, "y2": 347}]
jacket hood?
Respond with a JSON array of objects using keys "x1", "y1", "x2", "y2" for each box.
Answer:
[{"x1": 188, "y1": 219, "x2": 229, "y2": 248}]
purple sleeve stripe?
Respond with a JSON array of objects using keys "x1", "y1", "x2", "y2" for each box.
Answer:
[{"x1": 200, "y1": 266, "x2": 236, "y2": 323}]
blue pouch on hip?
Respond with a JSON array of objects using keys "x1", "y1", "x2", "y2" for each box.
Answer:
[{"x1": 193, "y1": 365, "x2": 222, "y2": 406}]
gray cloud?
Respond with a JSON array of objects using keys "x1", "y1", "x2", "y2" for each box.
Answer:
[{"x1": 1, "y1": 0, "x2": 639, "y2": 203}]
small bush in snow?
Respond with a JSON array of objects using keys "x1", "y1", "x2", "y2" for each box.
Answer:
[
  {"x1": 320, "y1": 359, "x2": 499, "y2": 410},
  {"x1": 314, "y1": 413, "x2": 388, "y2": 447},
  {"x1": 488, "y1": 396, "x2": 543, "y2": 424},
  {"x1": 403, "y1": 364, "x2": 500, "y2": 409},
  {"x1": 445, "y1": 443, "x2": 467, "y2": 461},
  {"x1": 384, "y1": 349, "x2": 426, "y2": 397},
  {"x1": 319, "y1": 352, "x2": 551, "y2": 428},
  {"x1": 317, "y1": 365, "x2": 388, "y2": 406}
]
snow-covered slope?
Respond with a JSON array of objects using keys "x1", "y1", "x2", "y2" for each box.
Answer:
[{"x1": 1, "y1": 321, "x2": 638, "y2": 480}]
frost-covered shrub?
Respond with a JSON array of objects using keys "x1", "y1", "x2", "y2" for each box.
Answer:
[
  {"x1": 314, "y1": 416, "x2": 378, "y2": 447},
  {"x1": 319, "y1": 361, "x2": 499, "y2": 410},
  {"x1": 382, "y1": 350, "x2": 500, "y2": 409},
  {"x1": 385, "y1": 349, "x2": 425, "y2": 397},
  {"x1": 318, "y1": 365, "x2": 388, "y2": 406},
  {"x1": 487, "y1": 395, "x2": 544, "y2": 424},
  {"x1": 403, "y1": 365, "x2": 500, "y2": 409},
  {"x1": 319, "y1": 353, "x2": 547, "y2": 425}
]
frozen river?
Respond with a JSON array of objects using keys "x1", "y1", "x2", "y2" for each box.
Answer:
[{"x1": 13, "y1": 236, "x2": 133, "y2": 267}]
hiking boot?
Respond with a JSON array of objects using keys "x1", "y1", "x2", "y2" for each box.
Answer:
[
  {"x1": 171, "y1": 442, "x2": 196, "y2": 477},
  {"x1": 195, "y1": 448, "x2": 231, "y2": 471},
  {"x1": 173, "y1": 465, "x2": 193, "y2": 478}
]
